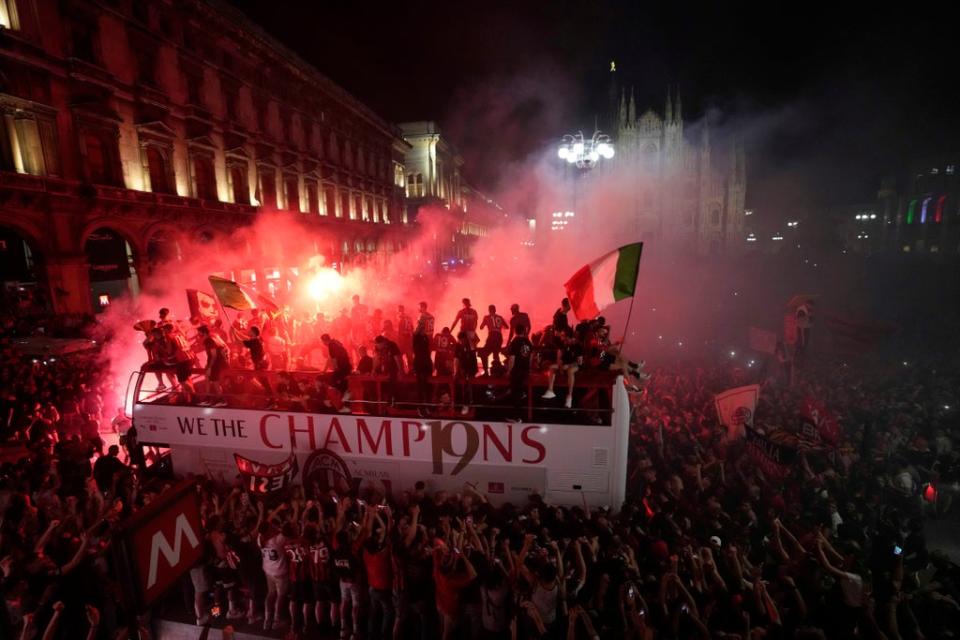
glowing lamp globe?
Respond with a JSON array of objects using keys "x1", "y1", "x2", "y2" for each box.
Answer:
[{"x1": 558, "y1": 147, "x2": 569, "y2": 160}]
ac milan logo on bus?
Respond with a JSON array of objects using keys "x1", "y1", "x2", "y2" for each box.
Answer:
[
  {"x1": 302, "y1": 448, "x2": 353, "y2": 497},
  {"x1": 732, "y1": 406, "x2": 753, "y2": 426}
]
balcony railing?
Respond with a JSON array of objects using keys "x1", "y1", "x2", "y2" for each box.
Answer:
[{"x1": 0, "y1": 171, "x2": 258, "y2": 215}]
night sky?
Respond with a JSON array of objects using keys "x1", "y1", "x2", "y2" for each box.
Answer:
[{"x1": 228, "y1": 0, "x2": 959, "y2": 222}]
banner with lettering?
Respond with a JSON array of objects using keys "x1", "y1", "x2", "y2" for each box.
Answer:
[
  {"x1": 715, "y1": 384, "x2": 760, "y2": 440},
  {"x1": 745, "y1": 426, "x2": 796, "y2": 482},
  {"x1": 131, "y1": 394, "x2": 629, "y2": 509},
  {"x1": 234, "y1": 452, "x2": 299, "y2": 494}
]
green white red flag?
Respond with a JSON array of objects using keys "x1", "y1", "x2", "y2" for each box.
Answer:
[
  {"x1": 208, "y1": 275, "x2": 279, "y2": 312},
  {"x1": 563, "y1": 242, "x2": 643, "y2": 320}
]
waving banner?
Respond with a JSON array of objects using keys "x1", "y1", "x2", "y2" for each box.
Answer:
[
  {"x1": 745, "y1": 426, "x2": 796, "y2": 482},
  {"x1": 800, "y1": 396, "x2": 841, "y2": 446},
  {"x1": 234, "y1": 452, "x2": 299, "y2": 494},
  {"x1": 715, "y1": 384, "x2": 760, "y2": 440}
]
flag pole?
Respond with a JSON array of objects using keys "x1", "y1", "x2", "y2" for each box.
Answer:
[{"x1": 618, "y1": 293, "x2": 636, "y2": 356}]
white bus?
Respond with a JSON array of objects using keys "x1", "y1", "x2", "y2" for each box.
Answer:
[{"x1": 127, "y1": 370, "x2": 631, "y2": 508}]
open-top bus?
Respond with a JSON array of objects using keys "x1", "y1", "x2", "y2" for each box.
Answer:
[{"x1": 127, "y1": 368, "x2": 631, "y2": 507}]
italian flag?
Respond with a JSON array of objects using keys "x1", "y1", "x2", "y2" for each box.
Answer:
[
  {"x1": 564, "y1": 243, "x2": 643, "y2": 319},
  {"x1": 208, "y1": 275, "x2": 280, "y2": 312}
]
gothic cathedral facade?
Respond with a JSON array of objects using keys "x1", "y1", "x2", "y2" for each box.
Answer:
[{"x1": 607, "y1": 69, "x2": 747, "y2": 255}]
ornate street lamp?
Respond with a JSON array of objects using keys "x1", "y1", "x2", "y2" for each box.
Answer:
[{"x1": 557, "y1": 131, "x2": 615, "y2": 169}]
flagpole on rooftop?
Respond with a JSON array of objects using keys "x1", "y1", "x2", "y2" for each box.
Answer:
[{"x1": 618, "y1": 294, "x2": 636, "y2": 360}]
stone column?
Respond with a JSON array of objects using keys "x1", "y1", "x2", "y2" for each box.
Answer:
[{"x1": 45, "y1": 254, "x2": 92, "y2": 315}]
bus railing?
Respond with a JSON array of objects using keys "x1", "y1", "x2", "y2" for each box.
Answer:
[{"x1": 133, "y1": 367, "x2": 622, "y2": 425}]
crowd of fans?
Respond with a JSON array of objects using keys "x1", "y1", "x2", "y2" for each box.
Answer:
[
  {"x1": 138, "y1": 296, "x2": 646, "y2": 419},
  {"x1": 3, "y1": 301, "x2": 960, "y2": 640}
]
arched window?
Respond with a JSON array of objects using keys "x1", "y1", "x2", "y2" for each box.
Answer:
[{"x1": 710, "y1": 207, "x2": 721, "y2": 225}]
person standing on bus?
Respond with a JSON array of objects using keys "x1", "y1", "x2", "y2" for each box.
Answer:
[
  {"x1": 434, "y1": 327, "x2": 456, "y2": 377},
  {"x1": 416, "y1": 301, "x2": 435, "y2": 338},
  {"x1": 454, "y1": 331, "x2": 478, "y2": 416},
  {"x1": 479, "y1": 305, "x2": 508, "y2": 376},
  {"x1": 242, "y1": 326, "x2": 273, "y2": 399},
  {"x1": 506, "y1": 324, "x2": 534, "y2": 420},
  {"x1": 552, "y1": 298, "x2": 572, "y2": 334},
  {"x1": 160, "y1": 323, "x2": 196, "y2": 403},
  {"x1": 374, "y1": 335, "x2": 404, "y2": 408},
  {"x1": 542, "y1": 328, "x2": 582, "y2": 409},
  {"x1": 198, "y1": 325, "x2": 229, "y2": 407},
  {"x1": 397, "y1": 304, "x2": 415, "y2": 368},
  {"x1": 350, "y1": 295, "x2": 369, "y2": 353},
  {"x1": 321, "y1": 334, "x2": 353, "y2": 410},
  {"x1": 450, "y1": 298, "x2": 479, "y2": 347},
  {"x1": 412, "y1": 330, "x2": 434, "y2": 416},
  {"x1": 507, "y1": 303, "x2": 531, "y2": 345},
  {"x1": 141, "y1": 325, "x2": 173, "y2": 391}
]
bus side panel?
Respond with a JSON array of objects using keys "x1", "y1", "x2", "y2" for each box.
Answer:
[
  {"x1": 610, "y1": 377, "x2": 631, "y2": 510},
  {"x1": 133, "y1": 401, "x2": 626, "y2": 507}
]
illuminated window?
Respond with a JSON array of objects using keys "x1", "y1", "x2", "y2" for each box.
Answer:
[
  {"x1": 393, "y1": 162, "x2": 405, "y2": 188},
  {"x1": 406, "y1": 173, "x2": 424, "y2": 198},
  {"x1": 947, "y1": 165, "x2": 956, "y2": 175},
  {"x1": 5, "y1": 115, "x2": 49, "y2": 176},
  {"x1": 0, "y1": 0, "x2": 20, "y2": 29}
]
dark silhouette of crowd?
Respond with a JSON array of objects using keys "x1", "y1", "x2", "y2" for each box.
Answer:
[{"x1": 3, "y1": 304, "x2": 960, "y2": 640}]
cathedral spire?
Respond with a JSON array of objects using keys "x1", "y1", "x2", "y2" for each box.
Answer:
[
  {"x1": 665, "y1": 88, "x2": 673, "y2": 122},
  {"x1": 674, "y1": 85, "x2": 682, "y2": 123},
  {"x1": 628, "y1": 87, "x2": 636, "y2": 124},
  {"x1": 618, "y1": 89, "x2": 627, "y2": 129},
  {"x1": 608, "y1": 61, "x2": 619, "y2": 132}
]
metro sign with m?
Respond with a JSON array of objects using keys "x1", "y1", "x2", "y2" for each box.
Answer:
[{"x1": 126, "y1": 481, "x2": 204, "y2": 607}]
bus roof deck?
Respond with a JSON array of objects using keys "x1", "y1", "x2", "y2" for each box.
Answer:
[{"x1": 131, "y1": 367, "x2": 623, "y2": 426}]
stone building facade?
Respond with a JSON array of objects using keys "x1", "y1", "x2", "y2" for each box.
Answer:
[
  {"x1": 608, "y1": 71, "x2": 747, "y2": 255},
  {"x1": 0, "y1": 0, "x2": 410, "y2": 314}
]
